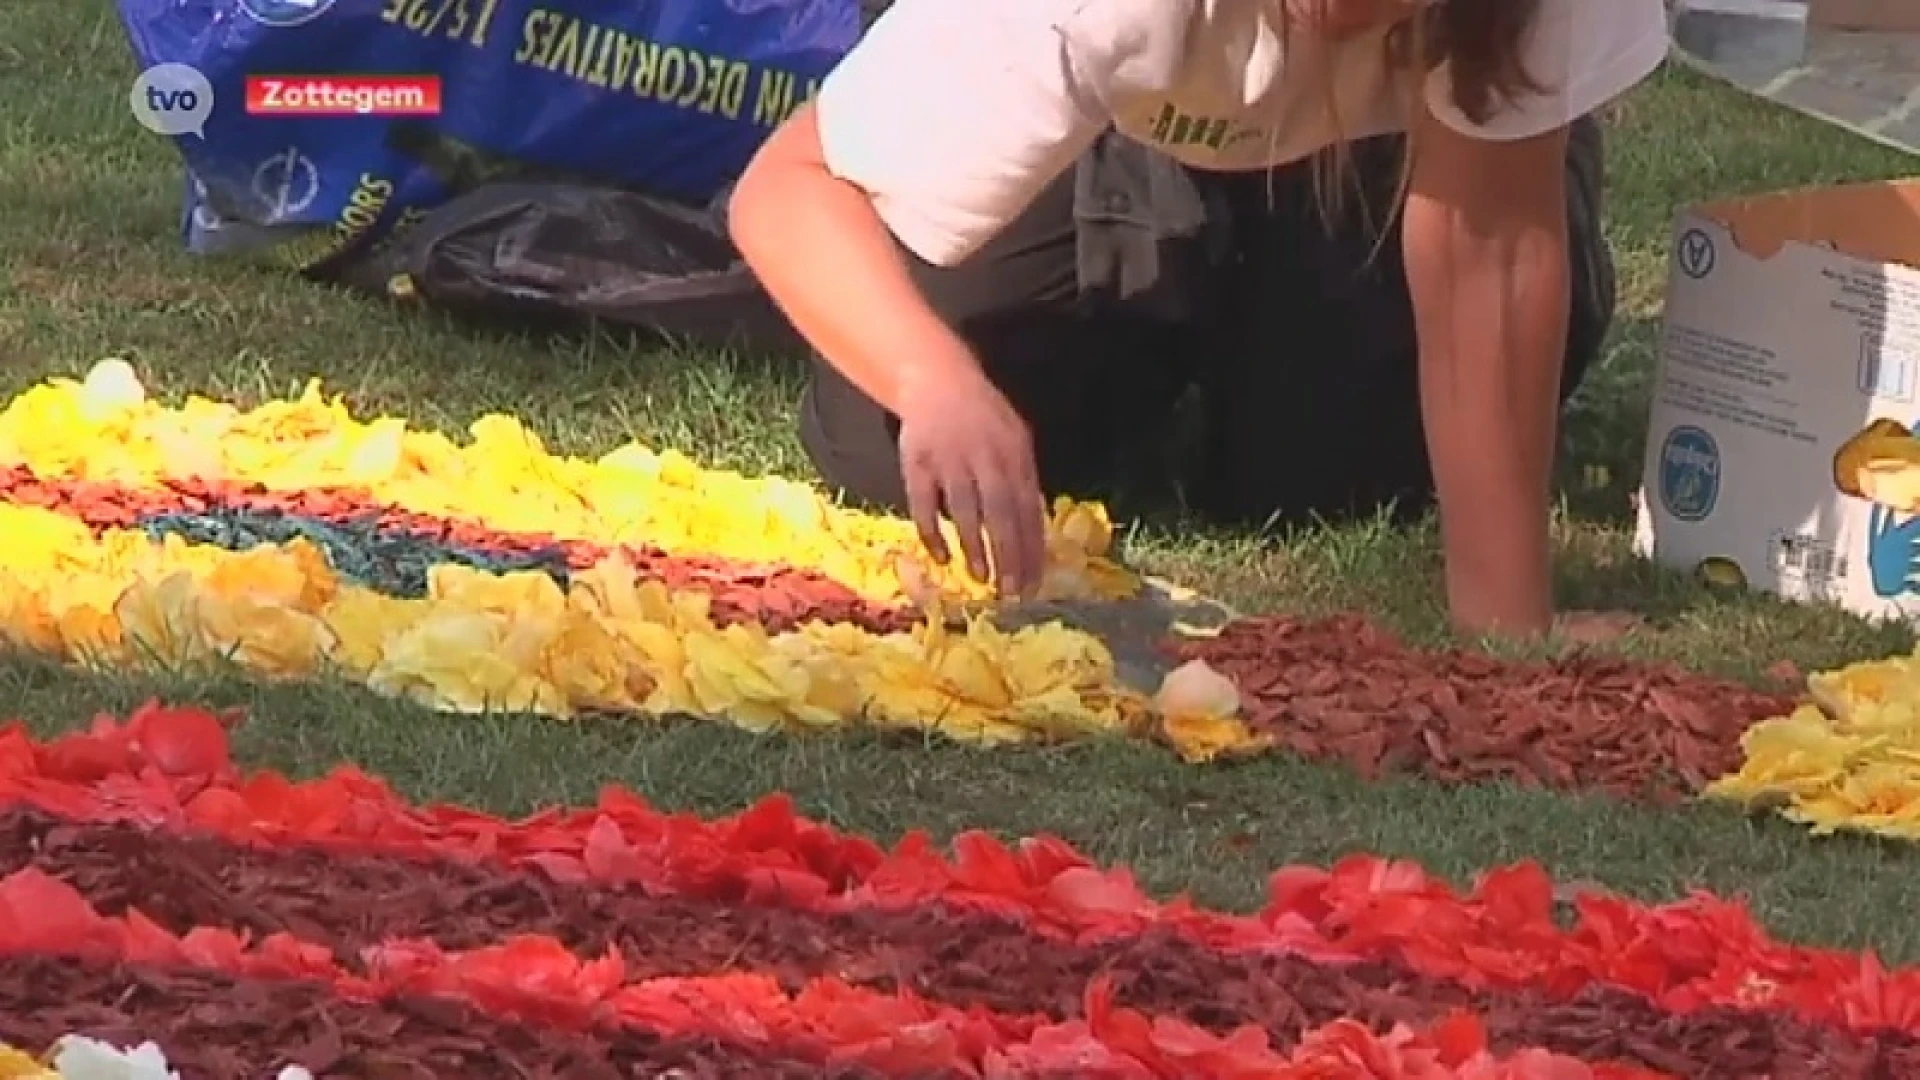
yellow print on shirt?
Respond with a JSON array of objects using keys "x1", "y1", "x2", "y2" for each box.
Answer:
[{"x1": 1145, "y1": 103, "x2": 1233, "y2": 151}]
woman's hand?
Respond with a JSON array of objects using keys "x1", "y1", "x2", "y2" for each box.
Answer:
[
  {"x1": 895, "y1": 363, "x2": 1049, "y2": 598},
  {"x1": 730, "y1": 103, "x2": 1054, "y2": 599}
]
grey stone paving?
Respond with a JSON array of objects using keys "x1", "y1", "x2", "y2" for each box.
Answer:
[{"x1": 1673, "y1": 0, "x2": 1920, "y2": 155}]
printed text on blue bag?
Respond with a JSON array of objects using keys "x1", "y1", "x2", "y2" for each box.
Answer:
[{"x1": 379, "y1": 0, "x2": 820, "y2": 127}]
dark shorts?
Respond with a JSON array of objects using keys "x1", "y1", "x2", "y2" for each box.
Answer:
[{"x1": 799, "y1": 117, "x2": 1615, "y2": 526}]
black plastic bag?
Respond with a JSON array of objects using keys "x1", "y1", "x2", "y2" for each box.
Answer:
[
  {"x1": 300, "y1": 1, "x2": 902, "y2": 347},
  {"x1": 329, "y1": 182, "x2": 805, "y2": 354}
]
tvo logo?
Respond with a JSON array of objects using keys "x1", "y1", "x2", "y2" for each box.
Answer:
[{"x1": 130, "y1": 63, "x2": 215, "y2": 138}]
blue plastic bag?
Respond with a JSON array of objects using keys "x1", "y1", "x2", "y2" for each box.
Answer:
[{"x1": 116, "y1": 0, "x2": 859, "y2": 263}]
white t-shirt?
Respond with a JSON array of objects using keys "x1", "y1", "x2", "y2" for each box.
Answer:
[{"x1": 815, "y1": 0, "x2": 1669, "y2": 267}]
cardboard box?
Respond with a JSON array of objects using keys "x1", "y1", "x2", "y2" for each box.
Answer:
[
  {"x1": 1808, "y1": 0, "x2": 1920, "y2": 33},
  {"x1": 1634, "y1": 178, "x2": 1920, "y2": 621}
]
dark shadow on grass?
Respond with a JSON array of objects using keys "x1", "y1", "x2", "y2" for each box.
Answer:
[
  {"x1": 333, "y1": 279, "x2": 812, "y2": 383},
  {"x1": 1556, "y1": 314, "x2": 1660, "y2": 527},
  {"x1": 1549, "y1": 530, "x2": 1715, "y2": 625}
]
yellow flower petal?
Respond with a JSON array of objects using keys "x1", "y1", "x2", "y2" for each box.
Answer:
[
  {"x1": 1160, "y1": 711, "x2": 1272, "y2": 764},
  {"x1": 0, "y1": 1045, "x2": 55, "y2": 1079}
]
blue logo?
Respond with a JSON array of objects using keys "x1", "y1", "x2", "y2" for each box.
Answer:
[
  {"x1": 1658, "y1": 425, "x2": 1720, "y2": 521},
  {"x1": 1676, "y1": 228, "x2": 1716, "y2": 280},
  {"x1": 238, "y1": 0, "x2": 336, "y2": 27}
]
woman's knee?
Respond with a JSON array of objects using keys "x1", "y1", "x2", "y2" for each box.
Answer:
[{"x1": 797, "y1": 358, "x2": 911, "y2": 512}]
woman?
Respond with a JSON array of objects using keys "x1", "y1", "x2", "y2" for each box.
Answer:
[{"x1": 730, "y1": 0, "x2": 1668, "y2": 638}]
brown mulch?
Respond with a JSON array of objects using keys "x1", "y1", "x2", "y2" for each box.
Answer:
[
  {"x1": 10, "y1": 810, "x2": 1917, "y2": 1077},
  {"x1": 0, "y1": 956, "x2": 896, "y2": 1079},
  {"x1": 1176, "y1": 615, "x2": 1801, "y2": 801}
]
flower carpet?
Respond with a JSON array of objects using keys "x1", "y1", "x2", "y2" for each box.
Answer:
[
  {"x1": 0, "y1": 362, "x2": 1916, "y2": 839},
  {"x1": 3, "y1": 362, "x2": 1920, "y2": 1072},
  {"x1": 4, "y1": 702, "x2": 1920, "y2": 1077}
]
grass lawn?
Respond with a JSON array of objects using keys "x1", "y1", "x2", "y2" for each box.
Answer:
[{"x1": 7, "y1": 1, "x2": 1920, "y2": 959}]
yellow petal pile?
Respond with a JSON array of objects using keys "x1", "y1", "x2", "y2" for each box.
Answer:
[
  {"x1": 0, "y1": 362, "x2": 1134, "y2": 610},
  {"x1": 0, "y1": 1045, "x2": 55, "y2": 1079},
  {"x1": 1706, "y1": 648, "x2": 1920, "y2": 839},
  {"x1": 0, "y1": 364, "x2": 1273, "y2": 760},
  {"x1": 0, "y1": 503, "x2": 1141, "y2": 744}
]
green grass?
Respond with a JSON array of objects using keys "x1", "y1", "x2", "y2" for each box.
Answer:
[{"x1": 7, "y1": 0, "x2": 1920, "y2": 958}]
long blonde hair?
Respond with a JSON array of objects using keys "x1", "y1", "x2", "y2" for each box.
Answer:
[{"x1": 1278, "y1": 0, "x2": 1547, "y2": 248}]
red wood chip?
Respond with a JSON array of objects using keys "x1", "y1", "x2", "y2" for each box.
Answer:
[
  {"x1": 0, "y1": 955, "x2": 881, "y2": 1078},
  {"x1": 1177, "y1": 615, "x2": 1799, "y2": 801}
]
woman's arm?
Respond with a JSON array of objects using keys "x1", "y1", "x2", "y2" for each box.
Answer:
[
  {"x1": 727, "y1": 0, "x2": 1115, "y2": 593},
  {"x1": 731, "y1": 104, "x2": 979, "y2": 418},
  {"x1": 731, "y1": 103, "x2": 1052, "y2": 590},
  {"x1": 1402, "y1": 115, "x2": 1572, "y2": 637},
  {"x1": 732, "y1": 0, "x2": 1110, "y2": 415}
]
